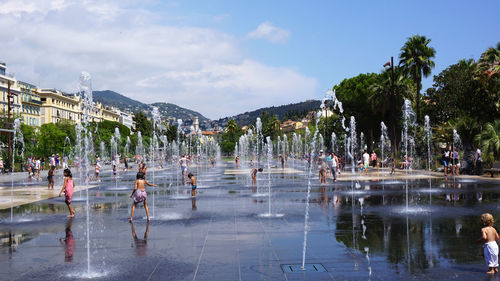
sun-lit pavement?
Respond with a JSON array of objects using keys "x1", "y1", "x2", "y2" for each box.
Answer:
[{"x1": 1, "y1": 160, "x2": 499, "y2": 280}]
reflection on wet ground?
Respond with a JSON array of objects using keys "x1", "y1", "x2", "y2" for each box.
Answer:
[{"x1": 0, "y1": 161, "x2": 499, "y2": 280}]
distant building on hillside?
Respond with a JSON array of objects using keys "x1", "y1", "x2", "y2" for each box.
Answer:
[
  {"x1": 193, "y1": 116, "x2": 199, "y2": 132},
  {"x1": 119, "y1": 111, "x2": 135, "y2": 130}
]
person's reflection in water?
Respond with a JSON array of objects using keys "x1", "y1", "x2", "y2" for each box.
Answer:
[
  {"x1": 332, "y1": 188, "x2": 341, "y2": 208},
  {"x1": 59, "y1": 218, "x2": 74, "y2": 262},
  {"x1": 192, "y1": 197, "x2": 197, "y2": 211},
  {"x1": 319, "y1": 185, "x2": 328, "y2": 208},
  {"x1": 130, "y1": 221, "x2": 149, "y2": 257},
  {"x1": 477, "y1": 192, "x2": 483, "y2": 202},
  {"x1": 48, "y1": 203, "x2": 56, "y2": 213}
]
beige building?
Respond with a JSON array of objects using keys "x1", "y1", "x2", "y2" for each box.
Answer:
[
  {"x1": 39, "y1": 89, "x2": 81, "y2": 125},
  {"x1": 1, "y1": 61, "x2": 130, "y2": 128},
  {"x1": 101, "y1": 105, "x2": 120, "y2": 122},
  {"x1": 19, "y1": 81, "x2": 42, "y2": 126},
  {"x1": 0, "y1": 62, "x2": 21, "y2": 117},
  {"x1": 38, "y1": 89, "x2": 123, "y2": 125}
]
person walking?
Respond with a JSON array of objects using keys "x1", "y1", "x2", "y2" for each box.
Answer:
[{"x1": 475, "y1": 146, "x2": 483, "y2": 176}]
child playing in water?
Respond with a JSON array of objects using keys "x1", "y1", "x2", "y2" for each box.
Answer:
[
  {"x1": 58, "y1": 169, "x2": 75, "y2": 217},
  {"x1": 95, "y1": 161, "x2": 101, "y2": 181},
  {"x1": 129, "y1": 172, "x2": 157, "y2": 222},
  {"x1": 479, "y1": 213, "x2": 499, "y2": 274},
  {"x1": 319, "y1": 165, "x2": 327, "y2": 184},
  {"x1": 251, "y1": 167, "x2": 263, "y2": 185},
  {"x1": 47, "y1": 165, "x2": 55, "y2": 190},
  {"x1": 187, "y1": 173, "x2": 197, "y2": 197}
]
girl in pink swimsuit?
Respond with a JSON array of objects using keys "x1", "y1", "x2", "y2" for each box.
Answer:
[
  {"x1": 129, "y1": 172, "x2": 157, "y2": 222},
  {"x1": 59, "y1": 169, "x2": 75, "y2": 217}
]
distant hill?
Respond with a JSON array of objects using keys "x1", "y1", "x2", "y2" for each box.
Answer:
[
  {"x1": 93, "y1": 90, "x2": 148, "y2": 112},
  {"x1": 92, "y1": 90, "x2": 209, "y2": 123},
  {"x1": 150, "y1": 102, "x2": 209, "y2": 123},
  {"x1": 221, "y1": 100, "x2": 321, "y2": 126}
]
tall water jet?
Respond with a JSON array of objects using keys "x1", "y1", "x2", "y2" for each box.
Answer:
[
  {"x1": 452, "y1": 129, "x2": 461, "y2": 158},
  {"x1": 110, "y1": 136, "x2": 116, "y2": 167},
  {"x1": 100, "y1": 141, "x2": 106, "y2": 163},
  {"x1": 151, "y1": 106, "x2": 160, "y2": 218},
  {"x1": 10, "y1": 118, "x2": 23, "y2": 222},
  {"x1": 402, "y1": 99, "x2": 416, "y2": 212},
  {"x1": 349, "y1": 116, "x2": 357, "y2": 174},
  {"x1": 424, "y1": 116, "x2": 432, "y2": 173},
  {"x1": 79, "y1": 71, "x2": 94, "y2": 277},
  {"x1": 359, "y1": 132, "x2": 365, "y2": 155},
  {"x1": 264, "y1": 136, "x2": 277, "y2": 216},
  {"x1": 136, "y1": 132, "x2": 144, "y2": 162},
  {"x1": 256, "y1": 118, "x2": 263, "y2": 164},
  {"x1": 301, "y1": 111, "x2": 321, "y2": 269},
  {"x1": 125, "y1": 136, "x2": 131, "y2": 158},
  {"x1": 114, "y1": 127, "x2": 121, "y2": 171},
  {"x1": 380, "y1": 122, "x2": 389, "y2": 167},
  {"x1": 331, "y1": 132, "x2": 337, "y2": 154}
]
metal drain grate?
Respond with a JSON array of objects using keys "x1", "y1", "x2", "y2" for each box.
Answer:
[{"x1": 281, "y1": 263, "x2": 327, "y2": 273}]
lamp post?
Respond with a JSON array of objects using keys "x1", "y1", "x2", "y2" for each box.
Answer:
[
  {"x1": 324, "y1": 99, "x2": 328, "y2": 144},
  {"x1": 384, "y1": 56, "x2": 396, "y2": 157}
]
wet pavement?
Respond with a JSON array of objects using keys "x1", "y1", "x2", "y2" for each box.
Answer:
[{"x1": 1, "y1": 160, "x2": 500, "y2": 280}]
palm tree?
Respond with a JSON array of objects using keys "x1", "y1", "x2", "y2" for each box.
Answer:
[
  {"x1": 478, "y1": 42, "x2": 500, "y2": 77},
  {"x1": 369, "y1": 67, "x2": 413, "y2": 154},
  {"x1": 474, "y1": 120, "x2": 500, "y2": 162},
  {"x1": 399, "y1": 35, "x2": 436, "y2": 124}
]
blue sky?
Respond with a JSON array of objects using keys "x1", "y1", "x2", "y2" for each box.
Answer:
[
  {"x1": 167, "y1": 0, "x2": 499, "y2": 91},
  {"x1": 0, "y1": 0, "x2": 498, "y2": 119}
]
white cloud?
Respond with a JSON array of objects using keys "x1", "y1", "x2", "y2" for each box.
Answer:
[
  {"x1": 0, "y1": 1, "x2": 314, "y2": 119},
  {"x1": 0, "y1": 0, "x2": 67, "y2": 16},
  {"x1": 247, "y1": 21, "x2": 291, "y2": 44}
]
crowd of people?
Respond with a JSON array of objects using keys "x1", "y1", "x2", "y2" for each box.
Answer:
[{"x1": 239, "y1": 142, "x2": 489, "y2": 187}]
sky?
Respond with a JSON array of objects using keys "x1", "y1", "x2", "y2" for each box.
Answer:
[{"x1": 1, "y1": 0, "x2": 499, "y2": 119}]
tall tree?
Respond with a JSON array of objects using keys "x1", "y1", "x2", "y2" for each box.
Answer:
[
  {"x1": 334, "y1": 73, "x2": 385, "y2": 152},
  {"x1": 133, "y1": 112, "x2": 152, "y2": 137},
  {"x1": 221, "y1": 119, "x2": 243, "y2": 154},
  {"x1": 369, "y1": 67, "x2": 413, "y2": 153},
  {"x1": 474, "y1": 120, "x2": 500, "y2": 163},
  {"x1": 399, "y1": 34, "x2": 436, "y2": 123},
  {"x1": 478, "y1": 41, "x2": 500, "y2": 73}
]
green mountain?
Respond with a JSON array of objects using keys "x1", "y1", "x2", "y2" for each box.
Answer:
[
  {"x1": 150, "y1": 102, "x2": 209, "y2": 123},
  {"x1": 222, "y1": 100, "x2": 321, "y2": 126},
  {"x1": 93, "y1": 90, "x2": 148, "y2": 112},
  {"x1": 92, "y1": 90, "x2": 209, "y2": 123}
]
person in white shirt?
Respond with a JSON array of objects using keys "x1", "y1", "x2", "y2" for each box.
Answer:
[
  {"x1": 35, "y1": 158, "x2": 41, "y2": 179},
  {"x1": 180, "y1": 155, "x2": 188, "y2": 176},
  {"x1": 362, "y1": 150, "x2": 370, "y2": 175},
  {"x1": 475, "y1": 146, "x2": 483, "y2": 175},
  {"x1": 50, "y1": 154, "x2": 56, "y2": 168}
]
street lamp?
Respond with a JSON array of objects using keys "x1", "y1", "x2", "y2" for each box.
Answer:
[{"x1": 384, "y1": 56, "x2": 396, "y2": 157}]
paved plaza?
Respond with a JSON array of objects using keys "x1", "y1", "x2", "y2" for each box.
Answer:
[{"x1": 1, "y1": 161, "x2": 500, "y2": 280}]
